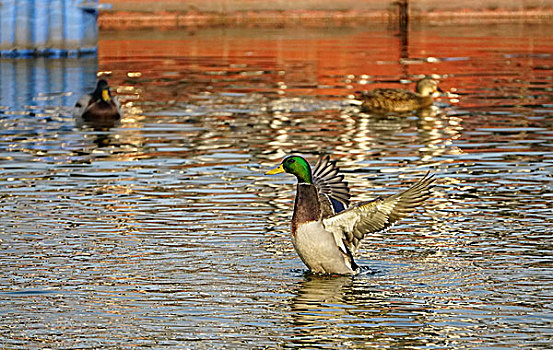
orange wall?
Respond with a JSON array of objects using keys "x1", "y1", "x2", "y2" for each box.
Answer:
[{"x1": 100, "y1": 0, "x2": 553, "y2": 12}]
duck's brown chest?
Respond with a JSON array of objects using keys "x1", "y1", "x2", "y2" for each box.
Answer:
[{"x1": 291, "y1": 183, "x2": 321, "y2": 234}]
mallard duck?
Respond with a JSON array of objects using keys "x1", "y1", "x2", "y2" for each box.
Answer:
[
  {"x1": 73, "y1": 79, "x2": 121, "y2": 129},
  {"x1": 355, "y1": 78, "x2": 442, "y2": 113},
  {"x1": 266, "y1": 155, "x2": 435, "y2": 275}
]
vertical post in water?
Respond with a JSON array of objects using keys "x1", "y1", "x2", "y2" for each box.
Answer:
[
  {"x1": 49, "y1": 0, "x2": 65, "y2": 55},
  {"x1": 0, "y1": 0, "x2": 16, "y2": 54},
  {"x1": 0, "y1": 60, "x2": 16, "y2": 107},
  {"x1": 34, "y1": 0, "x2": 51, "y2": 55},
  {"x1": 81, "y1": 1, "x2": 99, "y2": 53},
  {"x1": 33, "y1": 58, "x2": 48, "y2": 108},
  {"x1": 14, "y1": 0, "x2": 34, "y2": 56},
  {"x1": 64, "y1": 0, "x2": 83, "y2": 55},
  {"x1": 398, "y1": 0, "x2": 409, "y2": 59}
]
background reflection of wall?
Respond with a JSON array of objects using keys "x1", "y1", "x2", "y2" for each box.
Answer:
[{"x1": 0, "y1": 57, "x2": 98, "y2": 109}]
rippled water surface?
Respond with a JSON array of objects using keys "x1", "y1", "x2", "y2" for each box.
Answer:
[{"x1": 1, "y1": 24, "x2": 552, "y2": 348}]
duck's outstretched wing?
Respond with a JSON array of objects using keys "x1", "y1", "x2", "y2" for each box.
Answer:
[
  {"x1": 112, "y1": 95, "x2": 122, "y2": 114},
  {"x1": 73, "y1": 93, "x2": 92, "y2": 127},
  {"x1": 312, "y1": 155, "x2": 351, "y2": 215},
  {"x1": 323, "y1": 173, "x2": 435, "y2": 253}
]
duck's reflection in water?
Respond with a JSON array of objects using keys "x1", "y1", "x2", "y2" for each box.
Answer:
[
  {"x1": 76, "y1": 119, "x2": 122, "y2": 152},
  {"x1": 286, "y1": 273, "x2": 433, "y2": 349},
  {"x1": 335, "y1": 103, "x2": 461, "y2": 168},
  {"x1": 288, "y1": 274, "x2": 356, "y2": 347}
]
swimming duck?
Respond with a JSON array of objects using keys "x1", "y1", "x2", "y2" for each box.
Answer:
[
  {"x1": 355, "y1": 78, "x2": 442, "y2": 114},
  {"x1": 73, "y1": 79, "x2": 121, "y2": 129},
  {"x1": 266, "y1": 155, "x2": 435, "y2": 275}
]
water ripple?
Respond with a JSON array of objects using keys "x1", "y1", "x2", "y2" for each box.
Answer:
[{"x1": 0, "y1": 24, "x2": 552, "y2": 349}]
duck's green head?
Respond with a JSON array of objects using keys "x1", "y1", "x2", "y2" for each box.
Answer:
[
  {"x1": 265, "y1": 155, "x2": 312, "y2": 184},
  {"x1": 416, "y1": 78, "x2": 442, "y2": 97}
]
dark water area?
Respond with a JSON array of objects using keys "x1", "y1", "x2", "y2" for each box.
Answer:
[{"x1": 0, "y1": 23, "x2": 552, "y2": 348}]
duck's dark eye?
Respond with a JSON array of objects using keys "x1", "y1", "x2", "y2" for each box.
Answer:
[{"x1": 288, "y1": 158, "x2": 295, "y2": 164}]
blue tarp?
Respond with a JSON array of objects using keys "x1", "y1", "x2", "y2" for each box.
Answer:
[{"x1": 0, "y1": 0, "x2": 99, "y2": 57}]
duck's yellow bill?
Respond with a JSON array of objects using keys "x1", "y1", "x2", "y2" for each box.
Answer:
[
  {"x1": 101, "y1": 89, "x2": 111, "y2": 102},
  {"x1": 265, "y1": 164, "x2": 285, "y2": 175}
]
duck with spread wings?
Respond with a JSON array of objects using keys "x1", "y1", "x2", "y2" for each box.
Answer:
[{"x1": 266, "y1": 155, "x2": 435, "y2": 275}]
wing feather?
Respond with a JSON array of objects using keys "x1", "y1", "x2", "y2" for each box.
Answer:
[
  {"x1": 323, "y1": 172, "x2": 435, "y2": 253},
  {"x1": 312, "y1": 155, "x2": 351, "y2": 214},
  {"x1": 73, "y1": 94, "x2": 92, "y2": 127}
]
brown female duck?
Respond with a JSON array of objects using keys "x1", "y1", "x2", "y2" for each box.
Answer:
[{"x1": 356, "y1": 78, "x2": 442, "y2": 114}]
